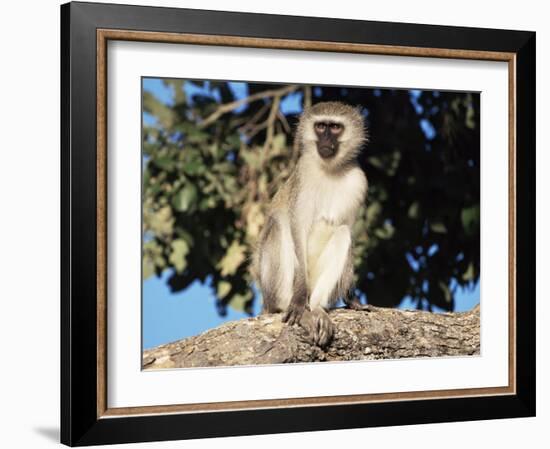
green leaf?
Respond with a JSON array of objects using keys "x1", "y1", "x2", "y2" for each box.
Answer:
[
  {"x1": 145, "y1": 206, "x2": 174, "y2": 239},
  {"x1": 172, "y1": 184, "x2": 198, "y2": 212},
  {"x1": 163, "y1": 79, "x2": 186, "y2": 104},
  {"x1": 366, "y1": 201, "x2": 382, "y2": 228},
  {"x1": 461, "y1": 205, "x2": 480, "y2": 235},
  {"x1": 462, "y1": 262, "x2": 475, "y2": 281},
  {"x1": 225, "y1": 133, "x2": 241, "y2": 149},
  {"x1": 438, "y1": 281, "x2": 452, "y2": 304},
  {"x1": 143, "y1": 258, "x2": 155, "y2": 280},
  {"x1": 142, "y1": 167, "x2": 151, "y2": 188},
  {"x1": 430, "y1": 221, "x2": 447, "y2": 233},
  {"x1": 367, "y1": 156, "x2": 384, "y2": 170},
  {"x1": 217, "y1": 280, "x2": 232, "y2": 299},
  {"x1": 408, "y1": 201, "x2": 420, "y2": 219},
  {"x1": 199, "y1": 196, "x2": 218, "y2": 210},
  {"x1": 143, "y1": 91, "x2": 175, "y2": 128},
  {"x1": 271, "y1": 133, "x2": 287, "y2": 155},
  {"x1": 367, "y1": 151, "x2": 401, "y2": 176},
  {"x1": 373, "y1": 221, "x2": 395, "y2": 239},
  {"x1": 169, "y1": 239, "x2": 189, "y2": 273},
  {"x1": 227, "y1": 290, "x2": 253, "y2": 313},
  {"x1": 143, "y1": 142, "x2": 161, "y2": 157},
  {"x1": 218, "y1": 240, "x2": 247, "y2": 277},
  {"x1": 241, "y1": 146, "x2": 262, "y2": 169},
  {"x1": 187, "y1": 129, "x2": 210, "y2": 144},
  {"x1": 245, "y1": 202, "x2": 265, "y2": 240},
  {"x1": 153, "y1": 155, "x2": 176, "y2": 172},
  {"x1": 183, "y1": 159, "x2": 203, "y2": 176},
  {"x1": 143, "y1": 240, "x2": 166, "y2": 279}
]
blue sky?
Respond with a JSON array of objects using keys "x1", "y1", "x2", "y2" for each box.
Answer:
[
  {"x1": 143, "y1": 273, "x2": 262, "y2": 349},
  {"x1": 141, "y1": 78, "x2": 480, "y2": 350}
]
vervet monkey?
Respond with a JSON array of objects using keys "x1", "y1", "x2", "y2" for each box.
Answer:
[{"x1": 252, "y1": 101, "x2": 368, "y2": 347}]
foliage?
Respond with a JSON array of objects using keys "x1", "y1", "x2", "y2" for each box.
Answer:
[{"x1": 142, "y1": 80, "x2": 480, "y2": 314}]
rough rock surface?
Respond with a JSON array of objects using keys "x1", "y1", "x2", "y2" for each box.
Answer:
[{"x1": 142, "y1": 305, "x2": 480, "y2": 369}]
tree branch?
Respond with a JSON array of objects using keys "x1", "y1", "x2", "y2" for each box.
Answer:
[
  {"x1": 262, "y1": 94, "x2": 282, "y2": 153},
  {"x1": 142, "y1": 305, "x2": 480, "y2": 369},
  {"x1": 199, "y1": 85, "x2": 298, "y2": 129}
]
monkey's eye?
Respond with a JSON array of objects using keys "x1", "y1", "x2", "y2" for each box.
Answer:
[
  {"x1": 315, "y1": 123, "x2": 327, "y2": 133},
  {"x1": 329, "y1": 123, "x2": 343, "y2": 134}
]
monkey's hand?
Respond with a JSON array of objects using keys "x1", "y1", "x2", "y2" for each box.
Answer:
[{"x1": 282, "y1": 300, "x2": 308, "y2": 326}]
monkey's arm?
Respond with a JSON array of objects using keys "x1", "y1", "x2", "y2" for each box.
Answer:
[{"x1": 282, "y1": 219, "x2": 309, "y2": 325}]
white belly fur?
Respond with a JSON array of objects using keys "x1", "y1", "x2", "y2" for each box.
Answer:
[
  {"x1": 307, "y1": 221, "x2": 335, "y2": 290},
  {"x1": 297, "y1": 164, "x2": 366, "y2": 308}
]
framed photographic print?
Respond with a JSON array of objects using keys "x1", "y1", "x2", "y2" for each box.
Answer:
[{"x1": 60, "y1": 1, "x2": 536, "y2": 446}]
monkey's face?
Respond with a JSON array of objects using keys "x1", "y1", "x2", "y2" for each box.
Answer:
[
  {"x1": 297, "y1": 102, "x2": 367, "y2": 170},
  {"x1": 314, "y1": 121, "x2": 344, "y2": 159}
]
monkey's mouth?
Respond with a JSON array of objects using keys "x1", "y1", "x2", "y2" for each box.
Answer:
[{"x1": 317, "y1": 146, "x2": 336, "y2": 159}]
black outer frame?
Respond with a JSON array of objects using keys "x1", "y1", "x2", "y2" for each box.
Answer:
[{"x1": 60, "y1": 1, "x2": 536, "y2": 446}]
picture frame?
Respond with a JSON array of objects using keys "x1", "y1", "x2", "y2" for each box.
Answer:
[{"x1": 60, "y1": 1, "x2": 536, "y2": 446}]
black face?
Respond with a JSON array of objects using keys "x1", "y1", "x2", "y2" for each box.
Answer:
[{"x1": 314, "y1": 121, "x2": 344, "y2": 159}]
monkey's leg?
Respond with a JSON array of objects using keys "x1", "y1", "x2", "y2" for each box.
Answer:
[
  {"x1": 259, "y1": 215, "x2": 296, "y2": 313},
  {"x1": 282, "y1": 272, "x2": 309, "y2": 326},
  {"x1": 298, "y1": 308, "x2": 335, "y2": 347}
]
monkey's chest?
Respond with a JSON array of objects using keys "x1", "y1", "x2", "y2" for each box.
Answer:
[{"x1": 308, "y1": 175, "x2": 361, "y2": 224}]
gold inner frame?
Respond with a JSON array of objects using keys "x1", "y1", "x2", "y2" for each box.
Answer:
[{"x1": 96, "y1": 29, "x2": 517, "y2": 419}]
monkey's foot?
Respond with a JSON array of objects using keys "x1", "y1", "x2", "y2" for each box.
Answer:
[
  {"x1": 299, "y1": 308, "x2": 334, "y2": 348},
  {"x1": 345, "y1": 298, "x2": 374, "y2": 312},
  {"x1": 282, "y1": 301, "x2": 307, "y2": 326}
]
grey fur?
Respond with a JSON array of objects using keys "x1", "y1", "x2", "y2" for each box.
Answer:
[{"x1": 252, "y1": 101, "x2": 368, "y2": 347}]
